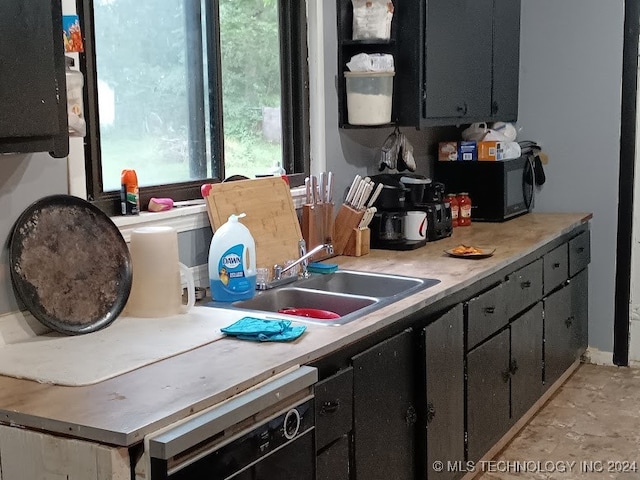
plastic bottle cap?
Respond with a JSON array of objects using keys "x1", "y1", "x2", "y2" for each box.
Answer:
[{"x1": 228, "y1": 212, "x2": 247, "y2": 222}]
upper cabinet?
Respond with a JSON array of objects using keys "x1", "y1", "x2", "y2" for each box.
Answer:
[
  {"x1": 337, "y1": 0, "x2": 521, "y2": 128},
  {"x1": 0, "y1": 0, "x2": 69, "y2": 157}
]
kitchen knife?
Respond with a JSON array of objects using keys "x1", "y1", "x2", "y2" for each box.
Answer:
[
  {"x1": 345, "y1": 175, "x2": 362, "y2": 206},
  {"x1": 305, "y1": 177, "x2": 311, "y2": 204},
  {"x1": 319, "y1": 172, "x2": 326, "y2": 203},
  {"x1": 366, "y1": 183, "x2": 384, "y2": 208},
  {"x1": 311, "y1": 175, "x2": 318, "y2": 205},
  {"x1": 357, "y1": 182, "x2": 374, "y2": 210},
  {"x1": 351, "y1": 180, "x2": 367, "y2": 209},
  {"x1": 326, "y1": 171, "x2": 334, "y2": 203}
]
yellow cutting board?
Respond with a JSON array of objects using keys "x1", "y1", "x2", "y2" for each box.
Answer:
[{"x1": 203, "y1": 177, "x2": 303, "y2": 276}]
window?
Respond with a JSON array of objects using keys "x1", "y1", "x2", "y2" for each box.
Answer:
[{"x1": 79, "y1": 0, "x2": 309, "y2": 214}]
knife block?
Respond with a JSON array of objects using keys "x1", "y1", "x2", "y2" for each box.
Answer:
[
  {"x1": 343, "y1": 227, "x2": 370, "y2": 257},
  {"x1": 333, "y1": 204, "x2": 365, "y2": 255},
  {"x1": 302, "y1": 203, "x2": 334, "y2": 260}
]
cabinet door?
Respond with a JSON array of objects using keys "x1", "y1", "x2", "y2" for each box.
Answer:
[
  {"x1": 315, "y1": 367, "x2": 353, "y2": 451},
  {"x1": 424, "y1": 0, "x2": 493, "y2": 119},
  {"x1": 466, "y1": 329, "x2": 510, "y2": 463},
  {"x1": 352, "y1": 329, "x2": 416, "y2": 480},
  {"x1": 423, "y1": 305, "x2": 464, "y2": 480},
  {"x1": 0, "y1": 0, "x2": 68, "y2": 156},
  {"x1": 510, "y1": 303, "x2": 543, "y2": 421},
  {"x1": 491, "y1": 0, "x2": 521, "y2": 120},
  {"x1": 317, "y1": 436, "x2": 350, "y2": 480},
  {"x1": 570, "y1": 268, "x2": 589, "y2": 357},
  {"x1": 544, "y1": 286, "x2": 575, "y2": 387}
]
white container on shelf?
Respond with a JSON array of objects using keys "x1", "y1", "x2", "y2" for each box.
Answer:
[{"x1": 344, "y1": 71, "x2": 394, "y2": 125}]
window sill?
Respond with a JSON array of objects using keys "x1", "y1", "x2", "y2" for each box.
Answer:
[{"x1": 112, "y1": 186, "x2": 307, "y2": 242}]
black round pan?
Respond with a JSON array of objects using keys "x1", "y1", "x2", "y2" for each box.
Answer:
[{"x1": 9, "y1": 195, "x2": 133, "y2": 335}]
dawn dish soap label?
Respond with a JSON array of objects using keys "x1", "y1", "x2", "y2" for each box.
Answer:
[
  {"x1": 218, "y1": 245, "x2": 246, "y2": 285},
  {"x1": 210, "y1": 244, "x2": 256, "y2": 301}
]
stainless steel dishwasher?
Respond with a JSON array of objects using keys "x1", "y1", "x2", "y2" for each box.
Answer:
[{"x1": 142, "y1": 366, "x2": 317, "y2": 480}]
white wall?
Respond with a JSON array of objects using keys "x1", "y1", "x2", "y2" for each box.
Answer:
[
  {"x1": 518, "y1": 0, "x2": 624, "y2": 356},
  {"x1": 629, "y1": 60, "x2": 640, "y2": 363}
]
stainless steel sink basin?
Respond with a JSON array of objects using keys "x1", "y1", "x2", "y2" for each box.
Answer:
[
  {"x1": 232, "y1": 287, "x2": 377, "y2": 318},
  {"x1": 212, "y1": 270, "x2": 440, "y2": 326},
  {"x1": 294, "y1": 270, "x2": 439, "y2": 298}
]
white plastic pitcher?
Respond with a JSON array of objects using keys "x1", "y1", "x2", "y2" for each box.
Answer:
[{"x1": 125, "y1": 226, "x2": 196, "y2": 317}]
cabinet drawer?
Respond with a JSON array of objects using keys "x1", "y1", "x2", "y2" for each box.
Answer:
[
  {"x1": 543, "y1": 243, "x2": 568, "y2": 295},
  {"x1": 315, "y1": 367, "x2": 353, "y2": 450},
  {"x1": 569, "y1": 231, "x2": 591, "y2": 277},
  {"x1": 467, "y1": 283, "x2": 508, "y2": 349},
  {"x1": 506, "y1": 259, "x2": 543, "y2": 318}
]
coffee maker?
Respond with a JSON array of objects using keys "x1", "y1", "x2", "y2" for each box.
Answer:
[{"x1": 369, "y1": 173, "x2": 453, "y2": 250}]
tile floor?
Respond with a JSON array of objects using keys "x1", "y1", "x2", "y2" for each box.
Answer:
[{"x1": 479, "y1": 363, "x2": 640, "y2": 479}]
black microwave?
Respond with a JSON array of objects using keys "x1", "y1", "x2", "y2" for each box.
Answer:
[{"x1": 434, "y1": 156, "x2": 534, "y2": 222}]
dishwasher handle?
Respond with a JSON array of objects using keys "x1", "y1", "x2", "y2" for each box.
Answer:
[{"x1": 148, "y1": 365, "x2": 318, "y2": 461}]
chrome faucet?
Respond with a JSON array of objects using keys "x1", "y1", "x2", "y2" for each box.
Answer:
[{"x1": 273, "y1": 241, "x2": 334, "y2": 281}]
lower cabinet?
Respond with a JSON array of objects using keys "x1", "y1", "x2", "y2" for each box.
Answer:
[
  {"x1": 312, "y1": 226, "x2": 590, "y2": 480},
  {"x1": 544, "y1": 268, "x2": 588, "y2": 387},
  {"x1": 423, "y1": 305, "x2": 465, "y2": 480},
  {"x1": 511, "y1": 303, "x2": 544, "y2": 420},
  {"x1": 316, "y1": 435, "x2": 350, "y2": 480},
  {"x1": 466, "y1": 329, "x2": 511, "y2": 462},
  {"x1": 352, "y1": 329, "x2": 416, "y2": 480}
]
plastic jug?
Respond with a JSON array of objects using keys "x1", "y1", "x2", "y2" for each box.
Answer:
[{"x1": 208, "y1": 213, "x2": 257, "y2": 301}]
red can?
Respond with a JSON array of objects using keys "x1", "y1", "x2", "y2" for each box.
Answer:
[
  {"x1": 457, "y1": 192, "x2": 472, "y2": 226},
  {"x1": 447, "y1": 193, "x2": 459, "y2": 227}
]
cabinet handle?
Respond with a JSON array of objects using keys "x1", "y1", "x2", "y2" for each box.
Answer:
[
  {"x1": 405, "y1": 405, "x2": 418, "y2": 426},
  {"x1": 577, "y1": 246, "x2": 585, "y2": 253},
  {"x1": 520, "y1": 280, "x2": 531, "y2": 289},
  {"x1": 484, "y1": 306, "x2": 495, "y2": 314},
  {"x1": 426, "y1": 401, "x2": 436, "y2": 425},
  {"x1": 565, "y1": 316, "x2": 574, "y2": 329},
  {"x1": 509, "y1": 359, "x2": 519, "y2": 375},
  {"x1": 501, "y1": 369, "x2": 511, "y2": 383},
  {"x1": 456, "y1": 102, "x2": 468, "y2": 115},
  {"x1": 319, "y1": 400, "x2": 341, "y2": 415},
  {"x1": 553, "y1": 262, "x2": 561, "y2": 269},
  {"x1": 491, "y1": 100, "x2": 499, "y2": 115}
]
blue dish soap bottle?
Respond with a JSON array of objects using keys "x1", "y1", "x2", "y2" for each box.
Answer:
[{"x1": 208, "y1": 213, "x2": 257, "y2": 301}]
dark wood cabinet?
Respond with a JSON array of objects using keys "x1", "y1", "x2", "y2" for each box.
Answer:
[
  {"x1": 423, "y1": 305, "x2": 465, "y2": 480},
  {"x1": 312, "y1": 225, "x2": 590, "y2": 480},
  {"x1": 544, "y1": 269, "x2": 588, "y2": 387},
  {"x1": 352, "y1": 328, "x2": 416, "y2": 480},
  {"x1": 421, "y1": 0, "x2": 493, "y2": 121},
  {"x1": 510, "y1": 303, "x2": 544, "y2": 420},
  {"x1": 337, "y1": 0, "x2": 521, "y2": 128},
  {"x1": 0, "y1": 0, "x2": 68, "y2": 157},
  {"x1": 317, "y1": 436, "x2": 350, "y2": 480},
  {"x1": 466, "y1": 329, "x2": 511, "y2": 462}
]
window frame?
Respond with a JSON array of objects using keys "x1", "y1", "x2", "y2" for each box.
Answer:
[{"x1": 78, "y1": 0, "x2": 310, "y2": 215}]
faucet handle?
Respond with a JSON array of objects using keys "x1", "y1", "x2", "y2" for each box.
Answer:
[
  {"x1": 298, "y1": 239, "x2": 307, "y2": 257},
  {"x1": 273, "y1": 264, "x2": 283, "y2": 280}
]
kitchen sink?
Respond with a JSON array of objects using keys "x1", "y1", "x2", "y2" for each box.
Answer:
[
  {"x1": 213, "y1": 270, "x2": 440, "y2": 326},
  {"x1": 294, "y1": 270, "x2": 439, "y2": 298},
  {"x1": 232, "y1": 288, "x2": 377, "y2": 318}
]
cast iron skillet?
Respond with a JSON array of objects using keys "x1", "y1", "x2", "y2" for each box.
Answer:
[{"x1": 9, "y1": 195, "x2": 133, "y2": 335}]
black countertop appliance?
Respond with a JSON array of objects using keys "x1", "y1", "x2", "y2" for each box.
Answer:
[
  {"x1": 368, "y1": 174, "x2": 452, "y2": 250},
  {"x1": 434, "y1": 156, "x2": 534, "y2": 221}
]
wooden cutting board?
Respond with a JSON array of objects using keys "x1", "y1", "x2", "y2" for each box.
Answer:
[{"x1": 203, "y1": 177, "x2": 303, "y2": 277}]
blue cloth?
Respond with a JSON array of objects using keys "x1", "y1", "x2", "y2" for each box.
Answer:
[{"x1": 221, "y1": 317, "x2": 306, "y2": 342}]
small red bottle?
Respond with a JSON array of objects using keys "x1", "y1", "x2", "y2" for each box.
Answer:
[
  {"x1": 447, "y1": 193, "x2": 459, "y2": 227},
  {"x1": 457, "y1": 193, "x2": 472, "y2": 226}
]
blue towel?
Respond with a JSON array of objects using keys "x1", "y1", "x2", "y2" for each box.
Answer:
[{"x1": 221, "y1": 317, "x2": 306, "y2": 342}]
